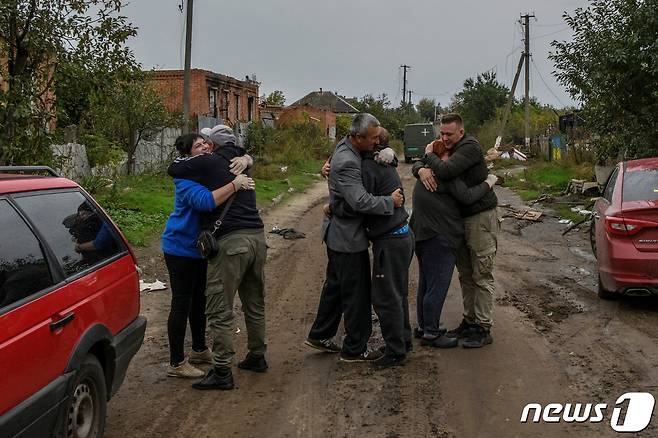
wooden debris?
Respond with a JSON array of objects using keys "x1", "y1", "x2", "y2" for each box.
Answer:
[{"x1": 502, "y1": 205, "x2": 543, "y2": 221}]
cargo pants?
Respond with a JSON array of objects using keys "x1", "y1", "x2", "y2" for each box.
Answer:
[
  {"x1": 456, "y1": 208, "x2": 500, "y2": 328},
  {"x1": 205, "y1": 229, "x2": 267, "y2": 368}
]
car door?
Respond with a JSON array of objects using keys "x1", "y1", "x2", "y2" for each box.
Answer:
[
  {"x1": 0, "y1": 198, "x2": 64, "y2": 418},
  {"x1": 594, "y1": 165, "x2": 621, "y2": 280}
]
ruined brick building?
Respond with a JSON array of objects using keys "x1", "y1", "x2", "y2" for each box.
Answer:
[{"x1": 150, "y1": 69, "x2": 260, "y2": 127}]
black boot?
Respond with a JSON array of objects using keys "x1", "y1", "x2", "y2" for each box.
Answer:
[
  {"x1": 192, "y1": 366, "x2": 234, "y2": 390},
  {"x1": 237, "y1": 353, "x2": 268, "y2": 373},
  {"x1": 462, "y1": 326, "x2": 493, "y2": 348},
  {"x1": 446, "y1": 319, "x2": 477, "y2": 339}
]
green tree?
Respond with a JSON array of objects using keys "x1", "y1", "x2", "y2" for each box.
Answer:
[
  {"x1": 0, "y1": 0, "x2": 137, "y2": 165},
  {"x1": 262, "y1": 90, "x2": 286, "y2": 106},
  {"x1": 416, "y1": 98, "x2": 439, "y2": 123},
  {"x1": 550, "y1": 0, "x2": 658, "y2": 161},
  {"x1": 450, "y1": 71, "x2": 509, "y2": 133},
  {"x1": 86, "y1": 75, "x2": 171, "y2": 174}
]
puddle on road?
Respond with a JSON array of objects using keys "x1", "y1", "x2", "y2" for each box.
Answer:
[{"x1": 569, "y1": 246, "x2": 596, "y2": 262}]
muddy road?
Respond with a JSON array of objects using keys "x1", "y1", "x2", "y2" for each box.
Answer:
[{"x1": 105, "y1": 163, "x2": 658, "y2": 438}]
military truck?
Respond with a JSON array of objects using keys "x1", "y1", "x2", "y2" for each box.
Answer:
[{"x1": 403, "y1": 123, "x2": 435, "y2": 163}]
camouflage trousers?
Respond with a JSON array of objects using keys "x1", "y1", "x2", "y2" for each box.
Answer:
[{"x1": 456, "y1": 208, "x2": 501, "y2": 328}]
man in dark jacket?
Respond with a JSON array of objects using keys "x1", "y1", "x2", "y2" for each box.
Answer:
[
  {"x1": 305, "y1": 114, "x2": 404, "y2": 363},
  {"x1": 415, "y1": 113, "x2": 499, "y2": 348},
  {"x1": 168, "y1": 125, "x2": 268, "y2": 390},
  {"x1": 330, "y1": 127, "x2": 413, "y2": 369}
]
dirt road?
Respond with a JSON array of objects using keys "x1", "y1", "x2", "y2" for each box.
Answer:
[{"x1": 105, "y1": 163, "x2": 658, "y2": 438}]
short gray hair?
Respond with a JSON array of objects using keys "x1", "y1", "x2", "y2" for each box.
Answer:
[{"x1": 350, "y1": 113, "x2": 380, "y2": 136}]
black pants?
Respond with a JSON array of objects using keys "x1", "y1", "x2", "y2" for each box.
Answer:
[
  {"x1": 308, "y1": 248, "x2": 372, "y2": 356},
  {"x1": 164, "y1": 253, "x2": 208, "y2": 366},
  {"x1": 372, "y1": 233, "x2": 414, "y2": 357}
]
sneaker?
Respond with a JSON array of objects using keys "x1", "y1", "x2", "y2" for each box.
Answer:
[
  {"x1": 237, "y1": 353, "x2": 268, "y2": 373},
  {"x1": 339, "y1": 348, "x2": 384, "y2": 363},
  {"x1": 167, "y1": 358, "x2": 205, "y2": 378},
  {"x1": 446, "y1": 319, "x2": 477, "y2": 339},
  {"x1": 420, "y1": 334, "x2": 458, "y2": 349},
  {"x1": 189, "y1": 348, "x2": 213, "y2": 364},
  {"x1": 462, "y1": 326, "x2": 493, "y2": 349},
  {"x1": 191, "y1": 366, "x2": 234, "y2": 390},
  {"x1": 373, "y1": 354, "x2": 407, "y2": 370},
  {"x1": 304, "y1": 337, "x2": 341, "y2": 353}
]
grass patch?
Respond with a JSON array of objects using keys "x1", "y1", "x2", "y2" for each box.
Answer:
[
  {"x1": 553, "y1": 204, "x2": 586, "y2": 223},
  {"x1": 502, "y1": 160, "x2": 594, "y2": 199},
  {"x1": 90, "y1": 159, "x2": 324, "y2": 247},
  {"x1": 93, "y1": 174, "x2": 174, "y2": 246}
]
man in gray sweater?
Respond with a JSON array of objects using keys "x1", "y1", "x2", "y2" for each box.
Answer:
[{"x1": 306, "y1": 114, "x2": 404, "y2": 362}]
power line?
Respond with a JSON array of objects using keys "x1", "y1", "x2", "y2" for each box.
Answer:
[
  {"x1": 534, "y1": 22, "x2": 567, "y2": 27},
  {"x1": 530, "y1": 58, "x2": 566, "y2": 107},
  {"x1": 531, "y1": 27, "x2": 570, "y2": 40}
]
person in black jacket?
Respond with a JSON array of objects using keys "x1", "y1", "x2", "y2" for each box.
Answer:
[
  {"x1": 168, "y1": 125, "x2": 268, "y2": 390},
  {"x1": 329, "y1": 127, "x2": 413, "y2": 369},
  {"x1": 411, "y1": 139, "x2": 496, "y2": 349},
  {"x1": 415, "y1": 113, "x2": 500, "y2": 348}
]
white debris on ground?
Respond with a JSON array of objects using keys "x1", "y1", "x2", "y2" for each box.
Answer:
[{"x1": 139, "y1": 279, "x2": 167, "y2": 292}]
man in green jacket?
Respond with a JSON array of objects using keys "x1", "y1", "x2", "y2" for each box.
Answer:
[{"x1": 415, "y1": 113, "x2": 499, "y2": 348}]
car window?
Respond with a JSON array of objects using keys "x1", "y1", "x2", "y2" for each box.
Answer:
[
  {"x1": 0, "y1": 200, "x2": 53, "y2": 309},
  {"x1": 603, "y1": 167, "x2": 619, "y2": 202},
  {"x1": 623, "y1": 168, "x2": 658, "y2": 202},
  {"x1": 15, "y1": 191, "x2": 126, "y2": 278}
]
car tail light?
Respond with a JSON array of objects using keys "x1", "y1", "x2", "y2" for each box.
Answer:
[{"x1": 605, "y1": 216, "x2": 655, "y2": 236}]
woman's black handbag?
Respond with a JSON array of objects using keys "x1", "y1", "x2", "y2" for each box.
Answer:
[{"x1": 196, "y1": 194, "x2": 235, "y2": 259}]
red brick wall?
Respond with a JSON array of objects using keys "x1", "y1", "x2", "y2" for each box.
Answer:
[
  {"x1": 278, "y1": 106, "x2": 336, "y2": 138},
  {"x1": 150, "y1": 69, "x2": 260, "y2": 126}
]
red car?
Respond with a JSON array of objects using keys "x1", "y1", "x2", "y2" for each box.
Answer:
[
  {"x1": 591, "y1": 158, "x2": 658, "y2": 298},
  {"x1": 0, "y1": 166, "x2": 146, "y2": 437}
]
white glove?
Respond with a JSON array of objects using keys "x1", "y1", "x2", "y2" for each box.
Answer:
[
  {"x1": 485, "y1": 174, "x2": 498, "y2": 188},
  {"x1": 232, "y1": 174, "x2": 255, "y2": 191},
  {"x1": 374, "y1": 147, "x2": 395, "y2": 165},
  {"x1": 229, "y1": 155, "x2": 253, "y2": 175}
]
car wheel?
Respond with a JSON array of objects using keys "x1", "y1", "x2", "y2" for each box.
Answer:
[
  {"x1": 59, "y1": 355, "x2": 107, "y2": 438},
  {"x1": 597, "y1": 275, "x2": 615, "y2": 300},
  {"x1": 589, "y1": 219, "x2": 597, "y2": 258}
]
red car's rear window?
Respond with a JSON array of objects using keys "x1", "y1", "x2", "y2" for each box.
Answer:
[{"x1": 623, "y1": 168, "x2": 658, "y2": 201}]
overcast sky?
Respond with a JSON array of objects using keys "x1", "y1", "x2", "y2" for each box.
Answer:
[{"x1": 124, "y1": 0, "x2": 588, "y2": 109}]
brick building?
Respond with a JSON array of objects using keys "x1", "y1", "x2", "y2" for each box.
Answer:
[
  {"x1": 150, "y1": 69, "x2": 260, "y2": 126},
  {"x1": 277, "y1": 106, "x2": 337, "y2": 140}
]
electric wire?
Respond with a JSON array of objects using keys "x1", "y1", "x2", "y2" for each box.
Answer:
[
  {"x1": 531, "y1": 27, "x2": 571, "y2": 41},
  {"x1": 530, "y1": 58, "x2": 567, "y2": 107}
]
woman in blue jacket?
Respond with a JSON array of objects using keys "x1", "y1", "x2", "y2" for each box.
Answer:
[{"x1": 161, "y1": 133, "x2": 254, "y2": 378}]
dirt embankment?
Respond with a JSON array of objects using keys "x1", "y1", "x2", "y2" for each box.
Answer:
[{"x1": 106, "y1": 163, "x2": 658, "y2": 438}]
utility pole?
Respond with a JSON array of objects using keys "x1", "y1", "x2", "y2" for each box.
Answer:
[
  {"x1": 182, "y1": 0, "x2": 194, "y2": 134},
  {"x1": 408, "y1": 90, "x2": 412, "y2": 106},
  {"x1": 522, "y1": 13, "x2": 535, "y2": 149},
  {"x1": 401, "y1": 65, "x2": 410, "y2": 104},
  {"x1": 495, "y1": 54, "x2": 525, "y2": 148}
]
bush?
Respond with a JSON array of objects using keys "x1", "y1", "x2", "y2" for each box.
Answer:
[
  {"x1": 245, "y1": 120, "x2": 333, "y2": 180},
  {"x1": 81, "y1": 134, "x2": 124, "y2": 168}
]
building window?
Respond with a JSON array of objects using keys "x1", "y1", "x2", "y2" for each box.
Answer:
[
  {"x1": 222, "y1": 90, "x2": 229, "y2": 117},
  {"x1": 247, "y1": 96, "x2": 255, "y2": 122},
  {"x1": 234, "y1": 93, "x2": 240, "y2": 121},
  {"x1": 209, "y1": 88, "x2": 218, "y2": 118}
]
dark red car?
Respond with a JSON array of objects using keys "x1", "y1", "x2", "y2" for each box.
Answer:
[
  {"x1": 591, "y1": 158, "x2": 658, "y2": 298},
  {"x1": 0, "y1": 166, "x2": 146, "y2": 438}
]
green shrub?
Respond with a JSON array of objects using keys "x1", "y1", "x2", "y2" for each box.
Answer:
[{"x1": 82, "y1": 134, "x2": 124, "y2": 167}]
